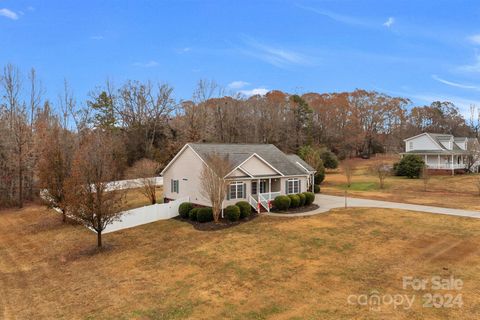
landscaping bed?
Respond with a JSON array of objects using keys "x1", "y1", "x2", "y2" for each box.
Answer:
[
  {"x1": 174, "y1": 212, "x2": 258, "y2": 231},
  {"x1": 270, "y1": 203, "x2": 319, "y2": 214}
]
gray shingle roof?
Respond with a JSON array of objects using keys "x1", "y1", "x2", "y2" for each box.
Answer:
[
  {"x1": 286, "y1": 154, "x2": 315, "y2": 172},
  {"x1": 188, "y1": 143, "x2": 309, "y2": 176}
]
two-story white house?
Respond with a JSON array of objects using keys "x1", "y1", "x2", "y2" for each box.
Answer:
[{"x1": 401, "y1": 133, "x2": 480, "y2": 174}]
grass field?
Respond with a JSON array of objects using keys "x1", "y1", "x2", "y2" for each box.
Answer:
[
  {"x1": 123, "y1": 187, "x2": 164, "y2": 210},
  {"x1": 1, "y1": 204, "x2": 480, "y2": 319},
  {"x1": 322, "y1": 156, "x2": 480, "y2": 211}
]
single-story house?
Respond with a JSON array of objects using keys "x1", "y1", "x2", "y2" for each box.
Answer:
[
  {"x1": 161, "y1": 143, "x2": 316, "y2": 212},
  {"x1": 400, "y1": 132, "x2": 480, "y2": 174}
]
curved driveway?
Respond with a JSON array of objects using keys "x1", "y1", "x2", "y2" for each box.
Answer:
[{"x1": 267, "y1": 194, "x2": 480, "y2": 219}]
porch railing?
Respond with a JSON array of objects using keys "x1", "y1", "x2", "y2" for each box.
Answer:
[
  {"x1": 427, "y1": 164, "x2": 467, "y2": 170},
  {"x1": 248, "y1": 195, "x2": 259, "y2": 213},
  {"x1": 258, "y1": 192, "x2": 281, "y2": 213}
]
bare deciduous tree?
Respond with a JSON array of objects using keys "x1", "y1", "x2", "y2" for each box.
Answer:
[
  {"x1": 65, "y1": 131, "x2": 126, "y2": 248},
  {"x1": 125, "y1": 158, "x2": 160, "y2": 205},
  {"x1": 199, "y1": 153, "x2": 232, "y2": 223},
  {"x1": 343, "y1": 159, "x2": 355, "y2": 188},
  {"x1": 421, "y1": 165, "x2": 430, "y2": 192},
  {"x1": 369, "y1": 157, "x2": 391, "y2": 189}
]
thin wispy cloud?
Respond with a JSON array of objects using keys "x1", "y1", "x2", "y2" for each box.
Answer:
[
  {"x1": 90, "y1": 35, "x2": 104, "y2": 40},
  {"x1": 468, "y1": 34, "x2": 480, "y2": 45},
  {"x1": 432, "y1": 74, "x2": 480, "y2": 90},
  {"x1": 228, "y1": 81, "x2": 250, "y2": 89},
  {"x1": 240, "y1": 36, "x2": 311, "y2": 68},
  {"x1": 296, "y1": 4, "x2": 368, "y2": 26},
  {"x1": 0, "y1": 8, "x2": 19, "y2": 20},
  {"x1": 27, "y1": 6, "x2": 35, "y2": 11},
  {"x1": 239, "y1": 88, "x2": 269, "y2": 97},
  {"x1": 133, "y1": 60, "x2": 160, "y2": 68},
  {"x1": 457, "y1": 53, "x2": 480, "y2": 73},
  {"x1": 383, "y1": 17, "x2": 395, "y2": 28}
]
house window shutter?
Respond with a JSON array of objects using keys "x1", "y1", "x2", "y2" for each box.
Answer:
[
  {"x1": 177, "y1": 180, "x2": 180, "y2": 193},
  {"x1": 227, "y1": 184, "x2": 230, "y2": 200},
  {"x1": 243, "y1": 183, "x2": 246, "y2": 198},
  {"x1": 285, "y1": 180, "x2": 288, "y2": 194},
  {"x1": 171, "y1": 179, "x2": 173, "y2": 192},
  {"x1": 299, "y1": 180, "x2": 302, "y2": 193}
]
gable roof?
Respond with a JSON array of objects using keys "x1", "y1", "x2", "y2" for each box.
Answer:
[
  {"x1": 402, "y1": 132, "x2": 476, "y2": 155},
  {"x1": 286, "y1": 154, "x2": 315, "y2": 172},
  {"x1": 187, "y1": 143, "x2": 309, "y2": 176}
]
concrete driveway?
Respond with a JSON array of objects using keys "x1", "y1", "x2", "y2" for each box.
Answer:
[{"x1": 267, "y1": 194, "x2": 480, "y2": 219}]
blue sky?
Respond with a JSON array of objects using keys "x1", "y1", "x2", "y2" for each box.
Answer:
[{"x1": 1, "y1": 0, "x2": 480, "y2": 114}]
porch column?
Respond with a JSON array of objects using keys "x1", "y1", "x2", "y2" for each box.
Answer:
[
  {"x1": 437, "y1": 155, "x2": 440, "y2": 169},
  {"x1": 268, "y1": 178, "x2": 272, "y2": 200},
  {"x1": 424, "y1": 155, "x2": 427, "y2": 166},
  {"x1": 257, "y1": 179, "x2": 260, "y2": 195},
  {"x1": 451, "y1": 154, "x2": 454, "y2": 176},
  {"x1": 312, "y1": 173, "x2": 315, "y2": 192}
]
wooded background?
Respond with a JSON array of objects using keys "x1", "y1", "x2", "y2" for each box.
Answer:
[{"x1": 0, "y1": 64, "x2": 477, "y2": 208}]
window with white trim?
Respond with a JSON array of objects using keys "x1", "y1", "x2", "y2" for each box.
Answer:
[
  {"x1": 287, "y1": 178, "x2": 300, "y2": 194},
  {"x1": 229, "y1": 181, "x2": 244, "y2": 199},
  {"x1": 171, "y1": 179, "x2": 179, "y2": 193},
  {"x1": 408, "y1": 141, "x2": 413, "y2": 150}
]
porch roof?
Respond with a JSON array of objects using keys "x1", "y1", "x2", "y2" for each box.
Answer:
[{"x1": 400, "y1": 150, "x2": 467, "y2": 155}]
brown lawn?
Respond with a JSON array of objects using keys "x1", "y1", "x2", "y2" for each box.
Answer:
[
  {"x1": 122, "y1": 186, "x2": 164, "y2": 211},
  {"x1": 1, "y1": 204, "x2": 480, "y2": 319},
  {"x1": 323, "y1": 156, "x2": 480, "y2": 211}
]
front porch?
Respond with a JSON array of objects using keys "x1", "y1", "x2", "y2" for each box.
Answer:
[
  {"x1": 248, "y1": 178, "x2": 282, "y2": 213},
  {"x1": 422, "y1": 154, "x2": 467, "y2": 172}
]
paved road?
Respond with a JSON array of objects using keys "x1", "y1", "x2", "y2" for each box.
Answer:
[{"x1": 267, "y1": 194, "x2": 480, "y2": 219}]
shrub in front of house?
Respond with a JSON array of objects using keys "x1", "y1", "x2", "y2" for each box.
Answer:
[
  {"x1": 303, "y1": 192, "x2": 315, "y2": 205},
  {"x1": 178, "y1": 202, "x2": 194, "y2": 218},
  {"x1": 288, "y1": 194, "x2": 301, "y2": 208},
  {"x1": 314, "y1": 184, "x2": 320, "y2": 193},
  {"x1": 225, "y1": 205, "x2": 241, "y2": 222},
  {"x1": 273, "y1": 195, "x2": 291, "y2": 210},
  {"x1": 235, "y1": 201, "x2": 252, "y2": 219},
  {"x1": 197, "y1": 207, "x2": 214, "y2": 223},
  {"x1": 298, "y1": 193, "x2": 306, "y2": 206},
  {"x1": 189, "y1": 208, "x2": 198, "y2": 221},
  {"x1": 394, "y1": 155, "x2": 424, "y2": 178}
]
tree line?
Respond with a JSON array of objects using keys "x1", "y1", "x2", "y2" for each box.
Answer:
[{"x1": 0, "y1": 64, "x2": 477, "y2": 210}]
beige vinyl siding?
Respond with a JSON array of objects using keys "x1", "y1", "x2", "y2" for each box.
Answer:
[
  {"x1": 240, "y1": 155, "x2": 278, "y2": 176},
  {"x1": 162, "y1": 146, "x2": 211, "y2": 207}
]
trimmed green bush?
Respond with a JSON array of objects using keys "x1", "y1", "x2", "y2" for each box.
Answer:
[
  {"x1": 197, "y1": 207, "x2": 214, "y2": 223},
  {"x1": 314, "y1": 184, "x2": 320, "y2": 193},
  {"x1": 315, "y1": 163, "x2": 325, "y2": 184},
  {"x1": 303, "y1": 192, "x2": 315, "y2": 205},
  {"x1": 178, "y1": 202, "x2": 193, "y2": 219},
  {"x1": 288, "y1": 194, "x2": 301, "y2": 208},
  {"x1": 394, "y1": 155, "x2": 424, "y2": 178},
  {"x1": 225, "y1": 205, "x2": 241, "y2": 222},
  {"x1": 320, "y1": 149, "x2": 339, "y2": 169},
  {"x1": 273, "y1": 195, "x2": 291, "y2": 210},
  {"x1": 298, "y1": 193, "x2": 306, "y2": 206},
  {"x1": 235, "y1": 201, "x2": 252, "y2": 219},
  {"x1": 189, "y1": 208, "x2": 198, "y2": 221}
]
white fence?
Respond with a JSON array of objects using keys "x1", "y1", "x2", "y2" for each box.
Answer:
[
  {"x1": 105, "y1": 177, "x2": 163, "y2": 191},
  {"x1": 103, "y1": 196, "x2": 189, "y2": 233}
]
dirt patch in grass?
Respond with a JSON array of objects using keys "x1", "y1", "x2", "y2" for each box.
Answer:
[
  {"x1": 174, "y1": 213, "x2": 259, "y2": 231},
  {"x1": 1, "y1": 203, "x2": 480, "y2": 319}
]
